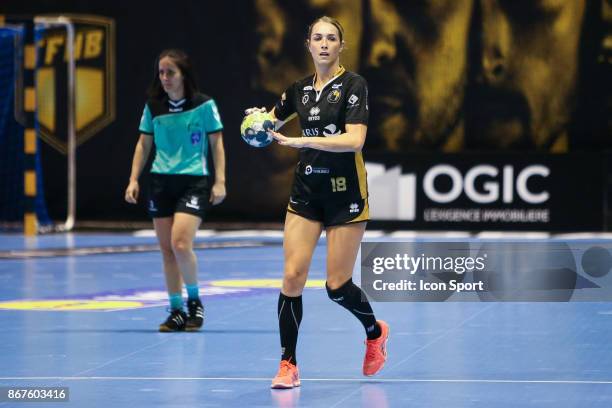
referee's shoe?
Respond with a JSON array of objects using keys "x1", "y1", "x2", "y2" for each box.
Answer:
[
  {"x1": 186, "y1": 298, "x2": 204, "y2": 331},
  {"x1": 159, "y1": 309, "x2": 187, "y2": 332}
]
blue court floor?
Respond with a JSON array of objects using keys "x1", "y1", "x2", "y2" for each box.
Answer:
[{"x1": 0, "y1": 231, "x2": 611, "y2": 407}]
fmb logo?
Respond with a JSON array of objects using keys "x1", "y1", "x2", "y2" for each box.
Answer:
[
  {"x1": 423, "y1": 164, "x2": 550, "y2": 204},
  {"x1": 34, "y1": 14, "x2": 115, "y2": 154}
]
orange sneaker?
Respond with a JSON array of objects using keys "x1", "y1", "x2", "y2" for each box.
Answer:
[
  {"x1": 271, "y1": 360, "x2": 301, "y2": 389},
  {"x1": 363, "y1": 320, "x2": 389, "y2": 376}
]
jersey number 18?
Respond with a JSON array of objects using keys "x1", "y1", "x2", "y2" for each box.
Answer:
[{"x1": 331, "y1": 177, "x2": 347, "y2": 192}]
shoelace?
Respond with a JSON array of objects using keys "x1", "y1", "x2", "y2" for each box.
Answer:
[
  {"x1": 365, "y1": 340, "x2": 381, "y2": 360},
  {"x1": 278, "y1": 361, "x2": 294, "y2": 376},
  {"x1": 187, "y1": 299, "x2": 202, "y2": 311},
  {"x1": 366, "y1": 348, "x2": 377, "y2": 360}
]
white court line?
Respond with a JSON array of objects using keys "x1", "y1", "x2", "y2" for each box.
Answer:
[
  {"x1": 387, "y1": 231, "x2": 472, "y2": 239},
  {"x1": 134, "y1": 229, "x2": 285, "y2": 238},
  {"x1": 554, "y1": 233, "x2": 612, "y2": 240},
  {"x1": 1, "y1": 376, "x2": 611, "y2": 384},
  {"x1": 476, "y1": 231, "x2": 551, "y2": 239}
]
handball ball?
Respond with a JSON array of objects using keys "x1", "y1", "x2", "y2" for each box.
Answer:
[{"x1": 240, "y1": 111, "x2": 274, "y2": 147}]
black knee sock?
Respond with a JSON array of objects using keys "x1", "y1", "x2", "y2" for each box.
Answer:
[
  {"x1": 326, "y1": 279, "x2": 381, "y2": 340},
  {"x1": 278, "y1": 292, "x2": 302, "y2": 364}
]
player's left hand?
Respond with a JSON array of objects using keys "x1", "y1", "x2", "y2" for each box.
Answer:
[
  {"x1": 210, "y1": 182, "x2": 226, "y2": 205},
  {"x1": 270, "y1": 131, "x2": 306, "y2": 148}
]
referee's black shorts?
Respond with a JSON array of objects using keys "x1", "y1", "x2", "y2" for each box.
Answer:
[{"x1": 147, "y1": 173, "x2": 211, "y2": 219}]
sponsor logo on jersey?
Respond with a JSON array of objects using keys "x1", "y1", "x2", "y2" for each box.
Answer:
[
  {"x1": 308, "y1": 106, "x2": 320, "y2": 121},
  {"x1": 186, "y1": 196, "x2": 200, "y2": 210},
  {"x1": 302, "y1": 94, "x2": 310, "y2": 105},
  {"x1": 350, "y1": 203, "x2": 360, "y2": 213},
  {"x1": 323, "y1": 124, "x2": 341, "y2": 136},
  {"x1": 303, "y1": 85, "x2": 313, "y2": 91},
  {"x1": 302, "y1": 128, "x2": 320, "y2": 137},
  {"x1": 327, "y1": 89, "x2": 341, "y2": 103},
  {"x1": 332, "y1": 83, "x2": 343, "y2": 89},
  {"x1": 348, "y1": 94, "x2": 359, "y2": 106}
]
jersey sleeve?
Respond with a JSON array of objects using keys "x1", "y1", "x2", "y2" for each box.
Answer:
[
  {"x1": 344, "y1": 75, "x2": 369, "y2": 125},
  {"x1": 204, "y1": 99, "x2": 224, "y2": 134},
  {"x1": 138, "y1": 104, "x2": 154, "y2": 135},
  {"x1": 273, "y1": 82, "x2": 297, "y2": 121}
]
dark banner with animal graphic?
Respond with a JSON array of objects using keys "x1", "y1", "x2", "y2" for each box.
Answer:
[{"x1": 3, "y1": 0, "x2": 610, "y2": 229}]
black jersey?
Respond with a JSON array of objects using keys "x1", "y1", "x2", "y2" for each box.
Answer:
[{"x1": 274, "y1": 68, "x2": 369, "y2": 201}]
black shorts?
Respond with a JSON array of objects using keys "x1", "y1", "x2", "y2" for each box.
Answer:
[
  {"x1": 148, "y1": 173, "x2": 211, "y2": 219},
  {"x1": 287, "y1": 196, "x2": 369, "y2": 227}
]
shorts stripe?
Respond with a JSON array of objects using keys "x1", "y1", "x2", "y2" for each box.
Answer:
[{"x1": 355, "y1": 152, "x2": 368, "y2": 199}]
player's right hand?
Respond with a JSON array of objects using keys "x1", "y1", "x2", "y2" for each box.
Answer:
[
  {"x1": 244, "y1": 106, "x2": 267, "y2": 115},
  {"x1": 125, "y1": 180, "x2": 139, "y2": 204}
]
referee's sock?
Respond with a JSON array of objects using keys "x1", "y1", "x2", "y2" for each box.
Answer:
[
  {"x1": 278, "y1": 292, "x2": 302, "y2": 365},
  {"x1": 185, "y1": 284, "x2": 200, "y2": 301},
  {"x1": 169, "y1": 292, "x2": 183, "y2": 311},
  {"x1": 326, "y1": 279, "x2": 382, "y2": 340}
]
